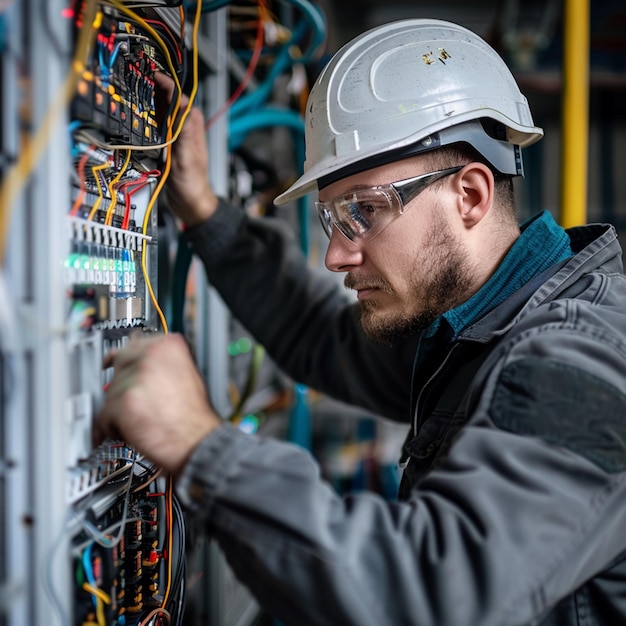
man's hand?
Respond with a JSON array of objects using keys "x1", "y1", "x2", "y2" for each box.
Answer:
[
  {"x1": 155, "y1": 73, "x2": 219, "y2": 227},
  {"x1": 95, "y1": 333, "x2": 219, "y2": 476}
]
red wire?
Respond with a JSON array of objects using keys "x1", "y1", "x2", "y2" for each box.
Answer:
[
  {"x1": 204, "y1": 0, "x2": 266, "y2": 131},
  {"x1": 117, "y1": 169, "x2": 161, "y2": 230},
  {"x1": 145, "y1": 18, "x2": 183, "y2": 64},
  {"x1": 121, "y1": 176, "x2": 149, "y2": 230}
]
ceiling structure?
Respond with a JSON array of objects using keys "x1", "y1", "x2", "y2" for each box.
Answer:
[{"x1": 318, "y1": 0, "x2": 626, "y2": 76}]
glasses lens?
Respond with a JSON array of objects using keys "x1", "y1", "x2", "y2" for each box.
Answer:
[
  {"x1": 315, "y1": 167, "x2": 463, "y2": 243},
  {"x1": 316, "y1": 205, "x2": 334, "y2": 239},
  {"x1": 316, "y1": 189, "x2": 398, "y2": 242}
]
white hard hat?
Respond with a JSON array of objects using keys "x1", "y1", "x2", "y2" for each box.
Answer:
[{"x1": 274, "y1": 18, "x2": 543, "y2": 205}]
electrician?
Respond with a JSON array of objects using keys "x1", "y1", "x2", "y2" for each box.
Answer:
[{"x1": 96, "y1": 19, "x2": 626, "y2": 626}]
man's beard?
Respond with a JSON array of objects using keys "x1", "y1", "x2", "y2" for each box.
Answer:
[{"x1": 354, "y1": 220, "x2": 475, "y2": 345}]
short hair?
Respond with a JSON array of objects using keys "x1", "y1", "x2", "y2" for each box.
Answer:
[{"x1": 425, "y1": 144, "x2": 518, "y2": 222}]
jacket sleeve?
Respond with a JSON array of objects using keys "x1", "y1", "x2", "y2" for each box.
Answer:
[
  {"x1": 184, "y1": 199, "x2": 418, "y2": 422},
  {"x1": 175, "y1": 314, "x2": 626, "y2": 626}
]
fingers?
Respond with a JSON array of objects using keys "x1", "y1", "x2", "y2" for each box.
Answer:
[
  {"x1": 153, "y1": 71, "x2": 176, "y2": 101},
  {"x1": 102, "y1": 331, "x2": 157, "y2": 371},
  {"x1": 94, "y1": 332, "x2": 218, "y2": 475},
  {"x1": 99, "y1": 333, "x2": 165, "y2": 432},
  {"x1": 153, "y1": 71, "x2": 196, "y2": 137},
  {"x1": 103, "y1": 349, "x2": 117, "y2": 369}
]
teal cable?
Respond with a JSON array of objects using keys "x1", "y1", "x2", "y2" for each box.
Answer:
[
  {"x1": 170, "y1": 230, "x2": 194, "y2": 334},
  {"x1": 229, "y1": 106, "x2": 304, "y2": 150}
]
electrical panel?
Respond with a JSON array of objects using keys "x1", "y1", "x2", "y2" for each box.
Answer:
[
  {"x1": 1, "y1": 0, "x2": 325, "y2": 624},
  {"x1": 66, "y1": 0, "x2": 189, "y2": 621},
  {"x1": 0, "y1": 1, "x2": 192, "y2": 624}
]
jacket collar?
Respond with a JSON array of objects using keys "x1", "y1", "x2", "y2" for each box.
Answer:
[
  {"x1": 444, "y1": 210, "x2": 573, "y2": 335},
  {"x1": 458, "y1": 220, "x2": 621, "y2": 343}
]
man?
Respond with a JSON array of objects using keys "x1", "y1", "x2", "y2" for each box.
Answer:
[{"x1": 96, "y1": 19, "x2": 626, "y2": 626}]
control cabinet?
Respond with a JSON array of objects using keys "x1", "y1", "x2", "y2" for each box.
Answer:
[
  {"x1": 0, "y1": 1, "x2": 232, "y2": 625},
  {"x1": 0, "y1": 0, "x2": 322, "y2": 623}
]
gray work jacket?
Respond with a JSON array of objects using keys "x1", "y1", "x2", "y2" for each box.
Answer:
[{"x1": 177, "y1": 202, "x2": 626, "y2": 626}]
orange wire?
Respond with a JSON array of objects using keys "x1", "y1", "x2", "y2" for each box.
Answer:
[
  {"x1": 160, "y1": 477, "x2": 174, "y2": 609},
  {"x1": 70, "y1": 150, "x2": 92, "y2": 216}
]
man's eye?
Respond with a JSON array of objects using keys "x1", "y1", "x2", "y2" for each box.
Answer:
[
  {"x1": 359, "y1": 202, "x2": 377, "y2": 215},
  {"x1": 348, "y1": 203, "x2": 372, "y2": 228}
]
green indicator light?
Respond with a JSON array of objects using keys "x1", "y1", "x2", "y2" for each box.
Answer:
[
  {"x1": 228, "y1": 337, "x2": 253, "y2": 357},
  {"x1": 69, "y1": 253, "x2": 81, "y2": 269},
  {"x1": 236, "y1": 337, "x2": 252, "y2": 354}
]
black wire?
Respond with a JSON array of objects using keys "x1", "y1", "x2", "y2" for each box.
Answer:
[{"x1": 146, "y1": 19, "x2": 185, "y2": 72}]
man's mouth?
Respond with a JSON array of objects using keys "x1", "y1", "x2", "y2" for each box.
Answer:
[{"x1": 354, "y1": 286, "x2": 378, "y2": 299}]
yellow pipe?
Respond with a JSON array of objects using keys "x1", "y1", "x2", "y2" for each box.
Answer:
[{"x1": 560, "y1": 0, "x2": 590, "y2": 228}]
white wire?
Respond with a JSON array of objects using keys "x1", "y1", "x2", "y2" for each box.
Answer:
[
  {"x1": 71, "y1": 515, "x2": 143, "y2": 555},
  {"x1": 72, "y1": 455, "x2": 138, "y2": 552}
]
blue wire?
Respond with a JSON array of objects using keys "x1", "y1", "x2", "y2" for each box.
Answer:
[
  {"x1": 194, "y1": 0, "x2": 326, "y2": 118},
  {"x1": 68, "y1": 120, "x2": 83, "y2": 159},
  {"x1": 230, "y1": 19, "x2": 308, "y2": 118},
  {"x1": 228, "y1": 106, "x2": 304, "y2": 150},
  {"x1": 82, "y1": 543, "x2": 98, "y2": 609},
  {"x1": 99, "y1": 43, "x2": 109, "y2": 82},
  {"x1": 109, "y1": 41, "x2": 124, "y2": 72},
  {"x1": 279, "y1": 0, "x2": 326, "y2": 63},
  {"x1": 193, "y1": 0, "x2": 325, "y2": 63},
  {"x1": 229, "y1": 106, "x2": 309, "y2": 252},
  {"x1": 0, "y1": 14, "x2": 6, "y2": 53}
]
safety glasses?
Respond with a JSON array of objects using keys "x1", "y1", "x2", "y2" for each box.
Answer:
[{"x1": 315, "y1": 166, "x2": 463, "y2": 243}]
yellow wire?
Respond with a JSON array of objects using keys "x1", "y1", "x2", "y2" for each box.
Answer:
[
  {"x1": 96, "y1": 599, "x2": 105, "y2": 626},
  {"x1": 139, "y1": 162, "x2": 169, "y2": 334},
  {"x1": 82, "y1": 582, "x2": 109, "y2": 626},
  {"x1": 97, "y1": 0, "x2": 186, "y2": 150},
  {"x1": 82, "y1": 582, "x2": 111, "y2": 605},
  {"x1": 87, "y1": 160, "x2": 112, "y2": 221},
  {"x1": 105, "y1": 150, "x2": 132, "y2": 226},
  {"x1": 141, "y1": 4, "x2": 202, "y2": 606},
  {"x1": 139, "y1": 0, "x2": 202, "y2": 335},
  {"x1": 0, "y1": 0, "x2": 99, "y2": 263}
]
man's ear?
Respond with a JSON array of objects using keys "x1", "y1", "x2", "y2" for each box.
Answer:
[{"x1": 453, "y1": 162, "x2": 494, "y2": 228}]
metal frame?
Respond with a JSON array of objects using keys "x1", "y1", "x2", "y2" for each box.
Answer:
[{"x1": 3, "y1": 1, "x2": 71, "y2": 624}]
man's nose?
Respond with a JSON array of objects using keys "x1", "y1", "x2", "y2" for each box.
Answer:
[{"x1": 324, "y1": 228, "x2": 364, "y2": 272}]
